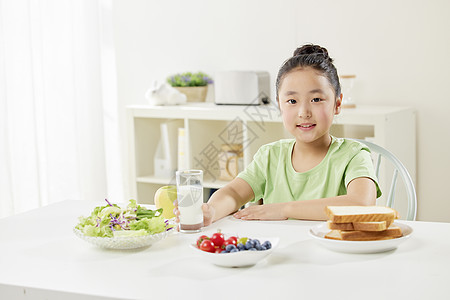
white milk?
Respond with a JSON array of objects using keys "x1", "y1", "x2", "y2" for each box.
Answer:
[{"x1": 177, "y1": 185, "x2": 203, "y2": 225}]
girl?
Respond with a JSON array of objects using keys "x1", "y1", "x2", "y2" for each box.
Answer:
[{"x1": 176, "y1": 44, "x2": 381, "y2": 225}]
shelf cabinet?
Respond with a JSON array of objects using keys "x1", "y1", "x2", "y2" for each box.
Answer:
[{"x1": 127, "y1": 103, "x2": 416, "y2": 212}]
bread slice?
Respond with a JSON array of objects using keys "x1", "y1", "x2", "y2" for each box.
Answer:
[
  {"x1": 326, "y1": 206, "x2": 398, "y2": 223},
  {"x1": 325, "y1": 225, "x2": 403, "y2": 241},
  {"x1": 327, "y1": 220, "x2": 393, "y2": 231}
]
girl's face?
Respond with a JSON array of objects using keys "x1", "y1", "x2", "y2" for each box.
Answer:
[{"x1": 278, "y1": 67, "x2": 342, "y2": 146}]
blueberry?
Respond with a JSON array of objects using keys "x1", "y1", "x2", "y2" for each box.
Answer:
[
  {"x1": 255, "y1": 244, "x2": 262, "y2": 250},
  {"x1": 245, "y1": 241, "x2": 253, "y2": 250},
  {"x1": 253, "y1": 239, "x2": 261, "y2": 246},
  {"x1": 230, "y1": 248, "x2": 239, "y2": 253},
  {"x1": 237, "y1": 243, "x2": 245, "y2": 251},
  {"x1": 260, "y1": 246, "x2": 267, "y2": 251},
  {"x1": 248, "y1": 247, "x2": 257, "y2": 251},
  {"x1": 262, "y1": 241, "x2": 272, "y2": 249},
  {"x1": 225, "y1": 244, "x2": 237, "y2": 252},
  {"x1": 220, "y1": 250, "x2": 228, "y2": 254}
]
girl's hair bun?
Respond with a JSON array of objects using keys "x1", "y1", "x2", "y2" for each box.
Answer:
[
  {"x1": 276, "y1": 44, "x2": 340, "y2": 99},
  {"x1": 293, "y1": 44, "x2": 332, "y2": 62}
]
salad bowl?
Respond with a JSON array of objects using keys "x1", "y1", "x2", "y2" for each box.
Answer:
[
  {"x1": 74, "y1": 199, "x2": 173, "y2": 250},
  {"x1": 73, "y1": 228, "x2": 170, "y2": 250}
]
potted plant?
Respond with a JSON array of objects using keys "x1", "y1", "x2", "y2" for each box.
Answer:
[{"x1": 167, "y1": 72, "x2": 213, "y2": 102}]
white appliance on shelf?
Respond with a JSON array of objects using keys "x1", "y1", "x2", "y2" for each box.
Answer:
[
  {"x1": 214, "y1": 71, "x2": 270, "y2": 105},
  {"x1": 154, "y1": 120, "x2": 178, "y2": 178}
]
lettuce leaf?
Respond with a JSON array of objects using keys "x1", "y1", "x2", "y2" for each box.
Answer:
[
  {"x1": 129, "y1": 215, "x2": 166, "y2": 234},
  {"x1": 82, "y1": 224, "x2": 114, "y2": 237},
  {"x1": 136, "y1": 206, "x2": 163, "y2": 220}
]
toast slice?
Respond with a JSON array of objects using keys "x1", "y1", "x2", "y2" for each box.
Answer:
[
  {"x1": 324, "y1": 225, "x2": 403, "y2": 241},
  {"x1": 327, "y1": 220, "x2": 393, "y2": 231},
  {"x1": 326, "y1": 206, "x2": 398, "y2": 223}
]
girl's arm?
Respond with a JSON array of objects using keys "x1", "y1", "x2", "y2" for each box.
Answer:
[
  {"x1": 203, "y1": 177, "x2": 255, "y2": 225},
  {"x1": 174, "y1": 177, "x2": 255, "y2": 227},
  {"x1": 233, "y1": 177, "x2": 377, "y2": 221}
]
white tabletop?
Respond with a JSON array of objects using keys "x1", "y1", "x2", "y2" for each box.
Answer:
[{"x1": 0, "y1": 200, "x2": 449, "y2": 300}]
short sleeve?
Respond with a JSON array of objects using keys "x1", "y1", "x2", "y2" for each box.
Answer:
[
  {"x1": 237, "y1": 147, "x2": 268, "y2": 201},
  {"x1": 345, "y1": 148, "x2": 382, "y2": 198}
]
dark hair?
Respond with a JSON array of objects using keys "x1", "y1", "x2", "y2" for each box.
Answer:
[{"x1": 276, "y1": 44, "x2": 341, "y2": 100}]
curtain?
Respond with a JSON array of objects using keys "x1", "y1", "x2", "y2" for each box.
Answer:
[{"x1": 0, "y1": 0, "x2": 123, "y2": 218}]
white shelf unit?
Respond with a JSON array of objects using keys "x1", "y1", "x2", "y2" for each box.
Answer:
[{"x1": 127, "y1": 103, "x2": 416, "y2": 213}]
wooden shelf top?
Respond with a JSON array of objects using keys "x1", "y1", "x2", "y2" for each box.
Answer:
[{"x1": 128, "y1": 103, "x2": 414, "y2": 123}]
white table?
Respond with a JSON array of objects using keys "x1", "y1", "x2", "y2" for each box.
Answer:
[{"x1": 1, "y1": 200, "x2": 449, "y2": 300}]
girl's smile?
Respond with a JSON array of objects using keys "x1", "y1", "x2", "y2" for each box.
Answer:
[{"x1": 297, "y1": 123, "x2": 316, "y2": 130}]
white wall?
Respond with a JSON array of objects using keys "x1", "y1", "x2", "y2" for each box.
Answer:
[{"x1": 113, "y1": 0, "x2": 450, "y2": 222}]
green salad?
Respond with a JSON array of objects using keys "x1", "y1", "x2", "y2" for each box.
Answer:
[{"x1": 75, "y1": 199, "x2": 173, "y2": 238}]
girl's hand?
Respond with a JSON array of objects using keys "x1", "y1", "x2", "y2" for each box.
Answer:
[
  {"x1": 233, "y1": 203, "x2": 288, "y2": 220},
  {"x1": 173, "y1": 201, "x2": 216, "y2": 229},
  {"x1": 201, "y1": 203, "x2": 215, "y2": 227}
]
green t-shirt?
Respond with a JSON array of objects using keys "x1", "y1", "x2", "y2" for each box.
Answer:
[{"x1": 237, "y1": 136, "x2": 382, "y2": 203}]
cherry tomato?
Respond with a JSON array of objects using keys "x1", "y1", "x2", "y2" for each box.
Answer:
[
  {"x1": 210, "y1": 232, "x2": 225, "y2": 247},
  {"x1": 228, "y1": 236, "x2": 238, "y2": 244},
  {"x1": 196, "y1": 235, "x2": 209, "y2": 248},
  {"x1": 215, "y1": 247, "x2": 224, "y2": 253},
  {"x1": 200, "y1": 240, "x2": 216, "y2": 253},
  {"x1": 223, "y1": 237, "x2": 237, "y2": 247}
]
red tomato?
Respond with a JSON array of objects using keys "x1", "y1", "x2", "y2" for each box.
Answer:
[
  {"x1": 228, "y1": 236, "x2": 238, "y2": 244},
  {"x1": 210, "y1": 232, "x2": 225, "y2": 247},
  {"x1": 200, "y1": 240, "x2": 216, "y2": 253},
  {"x1": 196, "y1": 235, "x2": 209, "y2": 248},
  {"x1": 223, "y1": 237, "x2": 237, "y2": 247}
]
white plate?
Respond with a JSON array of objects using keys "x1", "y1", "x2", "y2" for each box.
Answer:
[
  {"x1": 74, "y1": 228, "x2": 170, "y2": 250},
  {"x1": 309, "y1": 222, "x2": 413, "y2": 254},
  {"x1": 190, "y1": 237, "x2": 279, "y2": 267}
]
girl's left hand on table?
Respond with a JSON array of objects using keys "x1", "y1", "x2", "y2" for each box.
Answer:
[{"x1": 233, "y1": 203, "x2": 288, "y2": 220}]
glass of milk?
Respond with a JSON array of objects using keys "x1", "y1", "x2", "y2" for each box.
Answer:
[{"x1": 176, "y1": 170, "x2": 204, "y2": 233}]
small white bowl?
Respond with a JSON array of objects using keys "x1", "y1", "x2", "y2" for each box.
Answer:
[{"x1": 190, "y1": 237, "x2": 279, "y2": 267}]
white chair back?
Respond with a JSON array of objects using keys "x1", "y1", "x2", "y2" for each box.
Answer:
[{"x1": 355, "y1": 139, "x2": 417, "y2": 221}]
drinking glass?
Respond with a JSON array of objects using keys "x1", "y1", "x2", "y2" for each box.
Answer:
[{"x1": 176, "y1": 170, "x2": 204, "y2": 233}]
